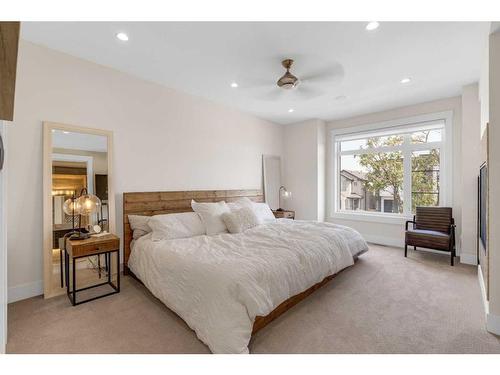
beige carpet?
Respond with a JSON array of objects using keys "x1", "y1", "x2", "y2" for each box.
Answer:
[{"x1": 7, "y1": 244, "x2": 500, "y2": 354}]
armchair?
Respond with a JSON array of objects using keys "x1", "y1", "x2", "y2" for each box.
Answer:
[{"x1": 405, "y1": 207, "x2": 456, "y2": 266}]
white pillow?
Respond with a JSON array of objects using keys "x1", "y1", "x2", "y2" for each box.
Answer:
[
  {"x1": 149, "y1": 212, "x2": 206, "y2": 241},
  {"x1": 252, "y1": 202, "x2": 276, "y2": 223},
  {"x1": 191, "y1": 200, "x2": 230, "y2": 235},
  {"x1": 222, "y1": 206, "x2": 260, "y2": 233},
  {"x1": 227, "y1": 197, "x2": 253, "y2": 211},
  {"x1": 128, "y1": 215, "x2": 152, "y2": 240}
]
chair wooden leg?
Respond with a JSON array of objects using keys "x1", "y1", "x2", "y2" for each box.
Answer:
[
  {"x1": 451, "y1": 249, "x2": 455, "y2": 266},
  {"x1": 414, "y1": 246, "x2": 417, "y2": 250},
  {"x1": 405, "y1": 244, "x2": 408, "y2": 257}
]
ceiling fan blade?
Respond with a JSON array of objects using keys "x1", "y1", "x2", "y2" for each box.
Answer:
[
  {"x1": 245, "y1": 84, "x2": 271, "y2": 90},
  {"x1": 301, "y1": 62, "x2": 345, "y2": 84},
  {"x1": 241, "y1": 79, "x2": 274, "y2": 90},
  {"x1": 295, "y1": 85, "x2": 324, "y2": 99},
  {"x1": 258, "y1": 88, "x2": 284, "y2": 101}
]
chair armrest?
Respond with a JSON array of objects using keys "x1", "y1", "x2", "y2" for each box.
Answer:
[{"x1": 405, "y1": 220, "x2": 416, "y2": 230}]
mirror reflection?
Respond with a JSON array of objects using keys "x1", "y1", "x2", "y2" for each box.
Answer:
[{"x1": 50, "y1": 129, "x2": 109, "y2": 293}]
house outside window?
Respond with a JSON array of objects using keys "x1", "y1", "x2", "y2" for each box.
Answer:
[{"x1": 332, "y1": 112, "x2": 452, "y2": 218}]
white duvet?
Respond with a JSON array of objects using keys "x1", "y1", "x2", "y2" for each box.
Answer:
[{"x1": 128, "y1": 219, "x2": 368, "y2": 353}]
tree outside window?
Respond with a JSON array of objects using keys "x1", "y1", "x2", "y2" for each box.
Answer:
[{"x1": 337, "y1": 125, "x2": 443, "y2": 215}]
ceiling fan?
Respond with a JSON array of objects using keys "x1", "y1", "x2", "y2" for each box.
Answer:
[
  {"x1": 250, "y1": 58, "x2": 344, "y2": 101},
  {"x1": 276, "y1": 59, "x2": 300, "y2": 89}
]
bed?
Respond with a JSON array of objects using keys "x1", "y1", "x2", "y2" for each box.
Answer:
[{"x1": 123, "y1": 190, "x2": 368, "y2": 353}]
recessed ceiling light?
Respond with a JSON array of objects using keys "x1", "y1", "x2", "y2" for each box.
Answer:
[
  {"x1": 365, "y1": 22, "x2": 380, "y2": 31},
  {"x1": 116, "y1": 32, "x2": 129, "y2": 41},
  {"x1": 400, "y1": 77, "x2": 412, "y2": 84},
  {"x1": 288, "y1": 108, "x2": 295, "y2": 113},
  {"x1": 230, "y1": 82, "x2": 238, "y2": 88},
  {"x1": 63, "y1": 131, "x2": 70, "y2": 134}
]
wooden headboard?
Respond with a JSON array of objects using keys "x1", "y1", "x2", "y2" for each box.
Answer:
[{"x1": 122, "y1": 189, "x2": 264, "y2": 274}]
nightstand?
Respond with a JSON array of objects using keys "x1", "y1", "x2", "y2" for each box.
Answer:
[
  {"x1": 272, "y1": 210, "x2": 295, "y2": 219},
  {"x1": 64, "y1": 233, "x2": 120, "y2": 306}
]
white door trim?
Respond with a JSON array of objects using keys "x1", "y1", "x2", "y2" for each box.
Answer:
[
  {"x1": 0, "y1": 121, "x2": 8, "y2": 353},
  {"x1": 52, "y1": 153, "x2": 94, "y2": 194}
]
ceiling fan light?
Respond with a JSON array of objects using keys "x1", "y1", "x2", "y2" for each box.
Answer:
[
  {"x1": 366, "y1": 22, "x2": 380, "y2": 31},
  {"x1": 280, "y1": 82, "x2": 296, "y2": 90},
  {"x1": 116, "y1": 32, "x2": 129, "y2": 41},
  {"x1": 277, "y1": 73, "x2": 299, "y2": 90},
  {"x1": 277, "y1": 59, "x2": 300, "y2": 90}
]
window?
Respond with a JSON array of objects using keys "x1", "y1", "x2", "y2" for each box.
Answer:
[{"x1": 333, "y1": 114, "x2": 451, "y2": 217}]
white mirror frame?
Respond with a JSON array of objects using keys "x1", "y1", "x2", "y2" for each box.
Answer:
[
  {"x1": 42, "y1": 122, "x2": 115, "y2": 299},
  {"x1": 262, "y1": 154, "x2": 282, "y2": 210}
]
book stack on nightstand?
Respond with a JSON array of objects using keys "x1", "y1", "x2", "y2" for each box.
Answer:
[{"x1": 272, "y1": 210, "x2": 295, "y2": 220}]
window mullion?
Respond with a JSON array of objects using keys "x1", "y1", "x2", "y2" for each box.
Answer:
[
  {"x1": 339, "y1": 144, "x2": 403, "y2": 156},
  {"x1": 403, "y1": 135, "x2": 412, "y2": 216},
  {"x1": 408, "y1": 141, "x2": 442, "y2": 152}
]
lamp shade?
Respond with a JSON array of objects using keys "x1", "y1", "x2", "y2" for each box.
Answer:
[
  {"x1": 280, "y1": 186, "x2": 292, "y2": 199},
  {"x1": 63, "y1": 198, "x2": 81, "y2": 216},
  {"x1": 76, "y1": 193, "x2": 101, "y2": 215}
]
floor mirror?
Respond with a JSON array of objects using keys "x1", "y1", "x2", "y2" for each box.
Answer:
[
  {"x1": 262, "y1": 155, "x2": 282, "y2": 210},
  {"x1": 42, "y1": 122, "x2": 115, "y2": 299}
]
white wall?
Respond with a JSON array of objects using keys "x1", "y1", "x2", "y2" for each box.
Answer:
[
  {"x1": 460, "y1": 83, "x2": 481, "y2": 265},
  {"x1": 326, "y1": 97, "x2": 463, "y2": 251},
  {"x1": 283, "y1": 119, "x2": 325, "y2": 221},
  {"x1": 480, "y1": 43, "x2": 489, "y2": 137},
  {"x1": 7, "y1": 41, "x2": 284, "y2": 299}
]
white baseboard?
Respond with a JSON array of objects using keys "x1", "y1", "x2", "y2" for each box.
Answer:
[
  {"x1": 460, "y1": 253, "x2": 478, "y2": 265},
  {"x1": 477, "y1": 265, "x2": 500, "y2": 335},
  {"x1": 478, "y1": 265, "x2": 489, "y2": 313},
  {"x1": 8, "y1": 280, "x2": 43, "y2": 303},
  {"x1": 364, "y1": 235, "x2": 403, "y2": 248},
  {"x1": 8, "y1": 263, "x2": 125, "y2": 303},
  {"x1": 364, "y1": 235, "x2": 464, "y2": 259},
  {"x1": 487, "y1": 313, "x2": 500, "y2": 336},
  {"x1": 366, "y1": 237, "x2": 459, "y2": 260}
]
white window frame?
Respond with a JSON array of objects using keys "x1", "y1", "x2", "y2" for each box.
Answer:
[{"x1": 329, "y1": 111, "x2": 453, "y2": 223}]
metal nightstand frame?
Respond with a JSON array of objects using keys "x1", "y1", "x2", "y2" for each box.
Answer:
[{"x1": 64, "y1": 248, "x2": 120, "y2": 306}]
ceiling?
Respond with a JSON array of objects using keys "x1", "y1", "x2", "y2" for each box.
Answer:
[{"x1": 21, "y1": 22, "x2": 489, "y2": 125}]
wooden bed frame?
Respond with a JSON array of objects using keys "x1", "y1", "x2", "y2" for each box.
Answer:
[{"x1": 123, "y1": 189, "x2": 344, "y2": 335}]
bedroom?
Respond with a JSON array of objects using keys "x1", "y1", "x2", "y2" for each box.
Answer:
[{"x1": 1, "y1": 0, "x2": 500, "y2": 372}]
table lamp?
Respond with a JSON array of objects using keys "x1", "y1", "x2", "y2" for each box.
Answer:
[
  {"x1": 63, "y1": 188, "x2": 101, "y2": 239},
  {"x1": 277, "y1": 185, "x2": 291, "y2": 211}
]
